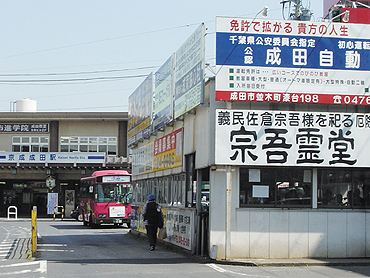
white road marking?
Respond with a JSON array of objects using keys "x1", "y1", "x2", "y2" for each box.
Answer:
[
  {"x1": 207, "y1": 263, "x2": 266, "y2": 277},
  {"x1": 0, "y1": 260, "x2": 47, "y2": 277}
]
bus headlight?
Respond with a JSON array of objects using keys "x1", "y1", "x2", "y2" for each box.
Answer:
[{"x1": 98, "y1": 214, "x2": 107, "y2": 218}]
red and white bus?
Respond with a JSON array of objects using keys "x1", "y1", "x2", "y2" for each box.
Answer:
[{"x1": 79, "y1": 170, "x2": 132, "y2": 228}]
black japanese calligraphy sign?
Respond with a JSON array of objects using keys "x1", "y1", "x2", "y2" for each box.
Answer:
[{"x1": 216, "y1": 109, "x2": 370, "y2": 167}]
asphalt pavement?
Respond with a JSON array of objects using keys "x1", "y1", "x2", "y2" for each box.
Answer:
[{"x1": 2, "y1": 217, "x2": 370, "y2": 267}]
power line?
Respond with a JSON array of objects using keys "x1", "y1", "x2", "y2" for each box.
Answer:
[
  {"x1": 0, "y1": 23, "x2": 200, "y2": 60},
  {"x1": 0, "y1": 66, "x2": 158, "y2": 77},
  {"x1": 0, "y1": 74, "x2": 149, "y2": 84}
]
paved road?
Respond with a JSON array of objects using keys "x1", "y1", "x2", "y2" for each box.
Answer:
[{"x1": 2, "y1": 220, "x2": 370, "y2": 277}]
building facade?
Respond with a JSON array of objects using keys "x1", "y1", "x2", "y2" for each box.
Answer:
[
  {"x1": 129, "y1": 15, "x2": 370, "y2": 260},
  {"x1": 0, "y1": 111, "x2": 129, "y2": 218}
]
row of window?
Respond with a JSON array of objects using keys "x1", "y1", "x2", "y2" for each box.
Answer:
[
  {"x1": 240, "y1": 168, "x2": 370, "y2": 208},
  {"x1": 132, "y1": 174, "x2": 186, "y2": 207},
  {"x1": 11, "y1": 136, "x2": 117, "y2": 156}
]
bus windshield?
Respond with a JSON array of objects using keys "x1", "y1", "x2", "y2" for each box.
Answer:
[{"x1": 95, "y1": 183, "x2": 132, "y2": 204}]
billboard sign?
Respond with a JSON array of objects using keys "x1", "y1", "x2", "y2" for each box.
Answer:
[
  {"x1": 153, "y1": 128, "x2": 183, "y2": 171},
  {"x1": 153, "y1": 56, "x2": 173, "y2": 131},
  {"x1": 131, "y1": 142, "x2": 154, "y2": 175},
  {"x1": 216, "y1": 17, "x2": 370, "y2": 105},
  {"x1": 128, "y1": 73, "x2": 154, "y2": 146},
  {"x1": 215, "y1": 109, "x2": 370, "y2": 167},
  {"x1": 174, "y1": 23, "x2": 205, "y2": 118}
]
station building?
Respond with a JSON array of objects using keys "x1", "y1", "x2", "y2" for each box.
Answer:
[
  {"x1": 129, "y1": 13, "x2": 370, "y2": 260},
  {"x1": 0, "y1": 105, "x2": 129, "y2": 218}
]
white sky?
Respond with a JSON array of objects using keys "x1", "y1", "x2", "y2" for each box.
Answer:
[{"x1": 0, "y1": 0, "x2": 323, "y2": 112}]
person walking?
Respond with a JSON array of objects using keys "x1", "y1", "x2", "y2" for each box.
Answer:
[{"x1": 142, "y1": 194, "x2": 163, "y2": 251}]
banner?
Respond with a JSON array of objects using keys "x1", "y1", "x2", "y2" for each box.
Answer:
[
  {"x1": 216, "y1": 17, "x2": 370, "y2": 105},
  {"x1": 216, "y1": 109, "x2": 370, "y2": 167}
]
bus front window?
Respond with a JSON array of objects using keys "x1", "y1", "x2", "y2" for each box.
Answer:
[{"x1": 95, "y1": 184, "x2": 131, "y2": 203}]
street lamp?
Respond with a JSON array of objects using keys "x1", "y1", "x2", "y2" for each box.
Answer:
[
  {"x1": 331, "y1": 10, "x2": 350, "y2": 22},
  {"x1": 253, "y1": 6, "x2": 268, "y2": 20}
]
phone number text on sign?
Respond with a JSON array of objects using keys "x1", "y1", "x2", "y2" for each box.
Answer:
[{"x1": 215, "y1": 91, "x2": 370, "y2": 105}]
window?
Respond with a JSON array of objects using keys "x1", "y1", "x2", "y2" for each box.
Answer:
[
  {"x1": 240, "y1": 168, "x2": 312, "y2": 208},
  {"x1": 12, "y1": 136, "x2": 49, "y2": 152},
  {"x1": 60, "y1": 136, "x2": 117, "y2": 156},
  {"x1": 318, "y1": 169, "x2": 370, "y2": 208}
]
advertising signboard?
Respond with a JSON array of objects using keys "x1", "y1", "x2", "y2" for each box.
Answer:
[
  {"x1": 128, "y1": 73, "x2": 154, "y2": 146},
  {"x1": 0, "y1": 123, "x2": 49, "y2": 133},
  {"x1": 174, "y1": 24, "x2": 205, "y2": 118},
  {"x1": 131, "y1": 142, "x2": 154, "y2": 175},
  {"x1": 216, "y1": 109, "x2": 370, "y2": 167},
  {"x1": 153, "y1": 128, "x2": 183, "y2": 171},
  {"x1": 216, "y1": 17, "x2": 370, "y2": 105},
  {"x1": 153, "y1": 56, "x2": 173, "y2": 131},
  {"x1": 166, "y1": 208, "x2": 193, "y2": 251}
]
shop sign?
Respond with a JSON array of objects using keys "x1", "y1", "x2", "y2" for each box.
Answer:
[
  {"x1": 153, "y1": 128, "x2": 183, "y2": 171},
  {"x1": 166, "y1": 208, "x2": 193, "y2": 251},
  {"x1": 0, "y1": 123, "x2": 49, "y2": 133},
  {"x1": 216, "y1": 109, "x2": 370, "y2": 167},
  {"x1": 131, "y1": 142, "x2": 153, "y2": 175},
  {"x1": 216, "y1": 17, "x2": 370, "y2": 105},
  {"x1": 0, "y1": 152, "x2": 105, "y2": 164}
]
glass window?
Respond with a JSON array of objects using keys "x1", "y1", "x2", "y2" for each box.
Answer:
[
  {"x1": 108, "y1": 145, "x2": 116, "y2": 156},
  {"x1": 99, "y1": 145, "x2": 107, "y2": 153},
  {"x1": 108, "y1": 137, "x2": 117, "y2": 144},
  {"x1": 240, "y1": 168, "x2": 312, "y2": 208},
  {"x1": 59, "y1": 136, "x2": 117, "y2": 155},
  {"x1": 40, "y1": 145, "x2": 49, "y2": 152},
  {"x1": 60, "y1": 145, "x2": 69, "y2": 152},
  {"x1": 21, "y1": 145, "x2": 30, "y2": 152},
  {"x1": 60, "y1": 137, "x2": 69, "y2": 144},
  {"x1": 89, "y1": 145, "x2": 97, "y2": 152},
  {"x1": 12, "y1": 136, "x2": 49, "y2": 153},
  {"x1": 318, "y1": 169, "x2": 370, "y2": 208},
  {"x1": 12, "y1": 145, "x2": 20, "y2": 152},
  {"x1": 31, "y1": 145, "x2": 39, "y2": 152}
]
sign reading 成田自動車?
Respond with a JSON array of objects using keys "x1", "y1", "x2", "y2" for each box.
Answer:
[
  {"x1": 215, "y1": 109, "x2": 370, "y2": 167},
  {"x1": 215, "y1": 17, "x2": 370, "y2": 105}
]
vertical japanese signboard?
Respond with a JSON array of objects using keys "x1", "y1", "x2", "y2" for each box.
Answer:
[
  {"x1": 215, "y1": 109, "x2": 370, "y2": 167},
  {"x1": 128, "y1": 73, "x2": 154, "y2": 146},
  {"x1": 47, "y1": 193, "x2": 58, "y2": 215},
  {"x1": 166, "y1": 208, "x2": 193, "y2": 251},
  {"x1": 174, "y1": 23, "x2": 205, "y2": 118},
  {"x1": 216, "y1": 17, "x2": 370, "y2": 105},
  {"x1": 153, "y1": 56, "x2": 173, "y2": 132}
]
